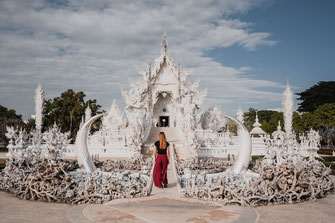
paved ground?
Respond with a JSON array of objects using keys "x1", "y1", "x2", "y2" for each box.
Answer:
[
  {"x1": 0, "y1": 191, "x2": 70, "y2": 223},
  {"x1": 255, "y1": 190, "x2": 335, "y2": 223}
]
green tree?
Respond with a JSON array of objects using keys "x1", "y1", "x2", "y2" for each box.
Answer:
[
  {"x1": 296, "y1": 81, "x2": 335, "y2": 112},
  {"x1": 25, "y1": 118, "x2": 36, "y2": 133},
  {"x1": 258, "y1": 110, "x2": 283, "y2": 134},
  {"x1": 43, "y1": 89, "x2": 103, "y2": 141},
  {"x1": 243, "y1": 108, "x2": 256, "y2": 131},
  {"x1": 313, "y1": 103, "x2": 335, "y2": 148},
  {"x1": 0, "y1": 105, "x2": 25, "y2": 145},
  {"x1": 243, "y1": 108, "x2": 283, "y2": 134}
]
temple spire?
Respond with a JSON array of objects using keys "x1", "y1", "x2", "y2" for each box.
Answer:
[
  {"x1": 34, "y1": 82, "x2": 44, "y2": 133},
  {"x1": 282, "y1": 82, "x2": 293, "y2": 138},
  {"x1": 277, "y1": 121, "x2": 281, "y2": 130},
  {"x1": 253, "y1": 112, "x2": 261, "y2": 128},
  {"x1": 161, "y1": 32, "x2": 168, "y2": 55}
]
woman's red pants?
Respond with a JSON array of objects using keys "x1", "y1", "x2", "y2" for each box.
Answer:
[{"x1": 153, "y1": 154, "x2": 168, "y2": 188}]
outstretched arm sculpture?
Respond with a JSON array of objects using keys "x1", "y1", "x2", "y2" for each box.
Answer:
[
  {"x1": 75, "y1": 114, "x2": 103, "y2": 174},
  {"x1": 222, "y1": 114, "x2": 252, "y2": 173}
]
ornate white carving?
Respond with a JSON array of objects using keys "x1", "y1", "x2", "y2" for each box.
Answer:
[
  {"x1": 282, "y1": 83, "x2": 293, "y2": 138},
  {"x1": 5, "y1": 127, "x2": 29, "y2": 159},
  {"x1": 34, "y1": 82, "x2": 44, "y2": 133},
  {"x1": 42, "y1": 123, "x2": 70, "y2": 160},
  {"x1": 201, "y1": 105, "x2": 226, "y2": 131},
  {"x1": 102, "y1": 100, "x2": 127, "y2": 132},
  {"x1": 5, "y1": 123, "x2": 69, "y2": 160}
]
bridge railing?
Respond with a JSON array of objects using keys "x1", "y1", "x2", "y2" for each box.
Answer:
[
  {"x1": 170, "y1": 144, "x2": 182, "y2": 195},
  {"x1": 146, "y1": 150, "x2": 155, "y2": 196}
]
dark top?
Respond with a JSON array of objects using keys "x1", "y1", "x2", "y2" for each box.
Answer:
[{"x1": 155, "y1": 140, "x2": 170, "y2": 155}]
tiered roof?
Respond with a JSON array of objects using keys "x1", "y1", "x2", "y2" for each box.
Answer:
[{"x1": 250, "y1": 112, "x2": 266, "y2": 135}]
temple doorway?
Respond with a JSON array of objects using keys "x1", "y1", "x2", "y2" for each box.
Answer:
[{"x1": 159, "y1": 116, "x2": 169, "y2": 127}]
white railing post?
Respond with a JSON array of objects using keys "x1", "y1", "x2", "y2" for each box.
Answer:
[{"x1": 170, "y1": 144, "x2": 182, "y2": 195}]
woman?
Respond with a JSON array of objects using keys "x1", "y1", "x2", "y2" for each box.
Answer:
[{"x1": 153, "y1": 132, "x2": 170, "y2": 188}]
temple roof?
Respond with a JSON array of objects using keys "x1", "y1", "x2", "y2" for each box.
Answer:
[
  {"x1": 250, "y1": 112, "x2": 266, "y2": 135},
  {"x1": 151, "y1": 33, "x2": 180, "y2": 81},
  {"x1": 122, "y1": 34, "x2": 206, "y2": 109}
]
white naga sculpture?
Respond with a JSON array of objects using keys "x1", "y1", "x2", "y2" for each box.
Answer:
[
  {"x1": 76, "y1": 114, "x2": 103, "y2": 173},
  {"x1": 222, "y1": 114, "x2": 251, "y2": 173}
]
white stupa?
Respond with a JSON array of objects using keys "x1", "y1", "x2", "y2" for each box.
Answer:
[
  {"x1": 250, "y1": 112, "x2": 266, "y2": 137},
  {"x1": 250, "y1": 112, "x2": 267, "y2": 156}
]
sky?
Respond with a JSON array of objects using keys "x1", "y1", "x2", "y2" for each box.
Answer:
[{"x1": 0, "y1": 0, "x2": 334, "y2": 120}]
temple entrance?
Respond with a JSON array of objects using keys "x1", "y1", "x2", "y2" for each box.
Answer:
[{"x1": 159, "y1": 116, "x2": 169, "y2": 127}]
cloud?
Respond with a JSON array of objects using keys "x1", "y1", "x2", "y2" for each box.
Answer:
[{"x1": 0, "y1": 0, "x2": 281, "y2": 119}]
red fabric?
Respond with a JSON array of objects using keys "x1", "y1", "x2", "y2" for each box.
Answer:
[{"x1": 153, "y1": 154, "x2": 168, "y2": 188}]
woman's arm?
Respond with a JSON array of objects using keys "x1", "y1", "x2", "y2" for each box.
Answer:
[{"x1": 154, "y1": 145, "x2": 157, "y2": 160}]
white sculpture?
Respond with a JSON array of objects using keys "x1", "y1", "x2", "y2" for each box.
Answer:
[
  {"x1": 282, "y1": 83, "x2": 294, "y2": 138},
  {"x1": 223, "y1": 114, "x2": 252, "y2": 173},
  {"x1": 5, "y1": 127, "x2": 29, "y2": 159},
  {"x1": 85, "y1": 104, "x2": 92, "y2": 122},
  {"x1": 42, "y1": 123, "x2": 70, "y2": 160},
  {"x1": 102, "y1": 100, "x2": 127, "y2": 132},
  {"x1": 76, "y1": 114, "x2": 103, "y2": 173},
  {"x1": 34, "y1": 82, "x2": 44, "y2": 133},
  {"x1": 236, "y1": 106, "x2": 244, "y2": 123},
  {"x1": 201, "y1": 105, "x2": 226, "y2": 131}
]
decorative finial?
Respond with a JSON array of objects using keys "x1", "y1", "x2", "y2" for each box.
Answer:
[
  {"x1": 253, "y1": 111, "x2": 261, "y2": 127},
  {"x1": 161, "y1": 32, "x2": 168, "y2": 55}
]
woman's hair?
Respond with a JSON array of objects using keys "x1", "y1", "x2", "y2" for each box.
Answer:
[{"x1": 158, "y1": 132, "x2": 167, "y2": 149}]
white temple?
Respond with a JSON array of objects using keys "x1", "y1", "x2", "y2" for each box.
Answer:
[{"x1": 64, "y1": 35, "x2": 245, "y2": 160}]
